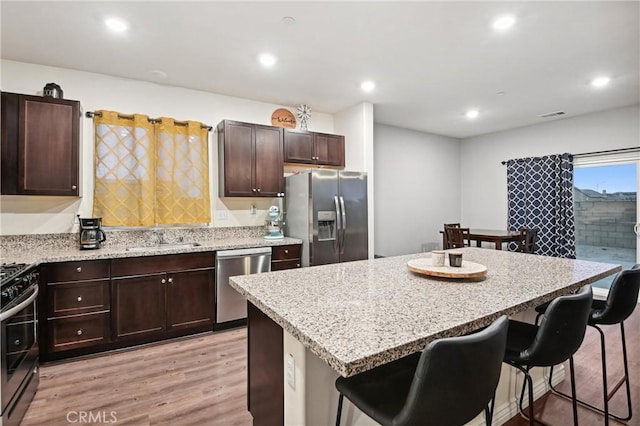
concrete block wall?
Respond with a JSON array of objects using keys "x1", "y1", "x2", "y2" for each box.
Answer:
[{"x1": 574, "y1": 199, "x2": 636, "y2": 248}]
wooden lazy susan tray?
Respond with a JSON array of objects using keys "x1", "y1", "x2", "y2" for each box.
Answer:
[{"x1": 407, "y1": 258, "x2": 487, "y2": 279}]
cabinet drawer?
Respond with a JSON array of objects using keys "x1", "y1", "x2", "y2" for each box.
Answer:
[
  {"x1": 47, "y1": 260, "x2": 109, "y2": 283},
  {"x1": 271, "y1": 245, "x2": 301, "y2": 261},
  {"x1": 48, "y1": 312, "x2": 110, "y2": 352},
  {"x1": 271, "y1": 260, "x2": 301, "y2": 271},
  {"x1": 48, "y1": 280, "x2": 110, "y2": 317},
  {"x1": 111, "y1": 253, "x2": 214, "y2": 277}
]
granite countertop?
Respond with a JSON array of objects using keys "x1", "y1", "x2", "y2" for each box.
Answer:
[
  {"x1": 0, "y1": 228, "x2": 301, "y2": 264},
  {"x1": 229, "y1": 247, "x2": 621, "y2": 377}
]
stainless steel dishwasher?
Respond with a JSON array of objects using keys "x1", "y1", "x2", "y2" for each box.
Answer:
[{"x1": 215, "y1": 247, "x2": 272, "y2": 328}]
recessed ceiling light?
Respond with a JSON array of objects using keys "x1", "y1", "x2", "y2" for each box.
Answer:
[
  {"x1": 360, "y1": 81, "x2": 376, "y2": 92},
  {"x1": 591, "y1": 76, "x2": 611, "y2": 88},
  {"x1": 466, "y1": 109, "x2": 479, "y2": 119},
  {"x1": 258, "y1": 53, "x2": 277, "y2": 67},
  {"x1": 105, "y1": 17, "x2": 129, "y2": 33},
  {"x1": 492, "y1": 15, "x2": 516, "y2": 31}
]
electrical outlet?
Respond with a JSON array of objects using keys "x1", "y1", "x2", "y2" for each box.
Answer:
[
  {"x1": 216, "y1": 210, "x2": 228, "y2": 220},
  {"x1": 286, "y1": 353, "x2": 295, "y2": 389},
  {"x1": 250, "y1": 205, "x2": 256, "y2": 215}
]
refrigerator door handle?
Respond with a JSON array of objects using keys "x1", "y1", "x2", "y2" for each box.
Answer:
[
  {"x1": 339, "y1": 196, "x2": 347, "y2": 254},
  {"x1": 334, "y1": 195, "x2": 342, "y2": 254}
]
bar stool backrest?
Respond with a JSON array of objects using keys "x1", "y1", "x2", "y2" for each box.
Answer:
[
  {"x1": 522, "y1": 285, "x2": 593, "y2": 367},
  {"x1": 591, "y1": 264, "x2": 640, "y2": 325},
  {"x1": 393, "y1": 316, "x2": 508, "y2": 426}
]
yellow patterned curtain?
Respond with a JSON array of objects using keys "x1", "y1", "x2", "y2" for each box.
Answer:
[
  {"x1": 92, "y1": 111, "x2": 211, "y2": 226},
  {"x1": 93, "y1": 111, "x2": 155, "y2": 226},
  {"x1": 155, "y1": 118, "x2": 210, "y2": 224}
]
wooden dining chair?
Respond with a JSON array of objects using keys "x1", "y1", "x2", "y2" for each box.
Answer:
[
  {"x1": 517, "y1": 228, "x2": 538, "y2": 254},
  {"x1": 444, "y1": 226, "x2": 470, "y2": 249}
]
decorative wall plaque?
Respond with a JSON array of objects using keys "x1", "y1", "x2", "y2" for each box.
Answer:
[{"x1": 271, "y1": 108, "x2": 296, "y2": 128}]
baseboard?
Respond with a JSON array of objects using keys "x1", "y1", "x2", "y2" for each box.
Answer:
[
  {"x1": 466, "y1": 365, "x2": 566, "y2": 426},
  {"x1": 592, "y1": 286, "x2": 609, "y2": 301}
]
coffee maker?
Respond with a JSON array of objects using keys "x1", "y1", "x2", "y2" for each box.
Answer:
[{"x1": 79, "y1": 217, "x2": 106, "y2": 250}]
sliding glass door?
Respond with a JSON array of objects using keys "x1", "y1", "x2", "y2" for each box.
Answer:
[{"x1": 573, "y1": 161, "x2": 638, "y2": 292}]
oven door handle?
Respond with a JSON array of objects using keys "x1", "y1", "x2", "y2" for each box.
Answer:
[{"x1": 0, "y1": 286, "x2": 39, "y2": 322}]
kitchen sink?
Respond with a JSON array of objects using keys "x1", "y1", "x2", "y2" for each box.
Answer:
[{"x1": 126, "y1": 242, "x2": 202, "y2": 252}]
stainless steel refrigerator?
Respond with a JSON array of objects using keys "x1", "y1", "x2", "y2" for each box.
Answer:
[{"x1": 284, "y1": 170, "x2": 368, "y2": 266}]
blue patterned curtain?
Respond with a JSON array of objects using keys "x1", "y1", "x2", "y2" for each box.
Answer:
[{"x1": 507, "y1": 153, "x2": 575, "y2": 258}]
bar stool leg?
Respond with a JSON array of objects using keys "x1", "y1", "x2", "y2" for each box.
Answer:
[
  {"x1": 569, "y1": 356, "x2": 579, "y2": 426},
  {"x1": 596, "y1": 326, "x2": 610, "y2": 426},
  {"x1": 336, "y1": 393, "x2": 344, "y2": 426},
  {"x1": 618, "y1": 322, "x2": 633, "y2": 420}
]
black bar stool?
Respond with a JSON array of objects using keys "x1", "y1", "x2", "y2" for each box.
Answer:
[
  {"x1": 539, "y1": 265, "x2": 640, "y2": 424},
  {"x1": 335, "y1": 316, "x2": 508, "y2": 426},
  {"x1": 504, "y1": 285, "x2": 593, "y2": 426}
]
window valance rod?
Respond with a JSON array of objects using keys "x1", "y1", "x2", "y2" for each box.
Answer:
[
  {"x1": 85, "y1": 110, "x2": 213, "y2": 131},
  {"x1": 500, "y1": 147, "x2": 640, "y2": 165}
]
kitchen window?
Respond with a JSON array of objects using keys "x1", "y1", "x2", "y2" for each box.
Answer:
[{"x1": 92, "y1": 110, "x2": 211, "y2": 226}]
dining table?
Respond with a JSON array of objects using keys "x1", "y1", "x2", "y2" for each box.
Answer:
[{"x1": 441, "y1": 228, "x2": 523, "y2": 250}]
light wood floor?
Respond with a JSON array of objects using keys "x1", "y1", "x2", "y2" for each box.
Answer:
[
  {"x1": 505, "y1": 306, "x2": 640, "y2": 426},
  {"x1": 22, "y1": 307, "x2": 639, "y2": 426},
  {"x1": 22, "y1": 328, "x2": 252, "y2": 426}
]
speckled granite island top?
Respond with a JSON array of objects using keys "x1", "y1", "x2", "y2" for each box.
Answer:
[{"x1": 229, "y1": 247, "x2": 620, "y2": 378}]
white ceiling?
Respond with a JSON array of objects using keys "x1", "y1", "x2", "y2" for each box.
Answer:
[{"x1": 1, "y1": 1, "x2": 638, "y2": 138}]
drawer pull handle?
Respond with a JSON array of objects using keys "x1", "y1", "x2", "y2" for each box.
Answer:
[
  {"x1": 72, "y1": 185, "x2": 77, "y2": 190},
  {"x1": 77, "y1": 329, "x2": 83, "y2": 336},
  {"x1": 77, "y1": 296, "x2": 83, "y2": 302},
  {"x1": 296, "y1": 263, "x2": 301, "y2": 267},
  {"x1": 14, "y1": 339, "x2": 20, "y2": 346},
  {"x1": 168, "y1": 277, "x2": 173, "y2": 283},
  {"x1": 284, "y1": 249, "x2": 289, "y2": 254},
  {"x1": 161, "y1": 278, "x2": 167, "y2": 284},
  {"x1": 76, "y1": 267, "x2": 82, "y2": 273}
]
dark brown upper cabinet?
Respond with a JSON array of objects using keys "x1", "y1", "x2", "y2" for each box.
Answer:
[
  {"x1": 1, "y1": 92, "x2": 80, "y2": 196},
  {"x1": 284, "y1": 129, "x2": 345, "y2": 167},
  {"x1": 218, "y1": 120, "x2": 284, "y2": 197}
]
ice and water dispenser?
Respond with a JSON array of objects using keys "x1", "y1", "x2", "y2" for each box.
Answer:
[{"x1": 317, "y1": 211, "x2": 337, "y2": 241}]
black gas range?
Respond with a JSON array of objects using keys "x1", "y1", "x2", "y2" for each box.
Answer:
[
  {"x1": 1, "y1": 262, "x2": 40, "y2": 426},
  {"x1": 1, "y1": 263, "x2": 38, "y2": 309}
]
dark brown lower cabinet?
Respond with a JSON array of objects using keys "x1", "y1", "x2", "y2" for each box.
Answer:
[
  {"x1": 167, "y1": 268, "x2": 214, "y2": 330},
  {"x1": 112, "y1": 273, "x2": 167, "y2": 339},
  {"x1": 248, "y1": 302, "x2": 284, "y2": 426},
  {"x1": 40, "y1": 253, "x2": 215, "y2": 362},
  {"x1": 111, "y1": 254, "x2": 215, "y2": 345}
]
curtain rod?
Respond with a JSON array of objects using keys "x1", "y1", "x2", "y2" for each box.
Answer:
[
  {"x1": 85, "y1": 111, "x2": 213, "y2": 131},
  {"x1": 500, "y1": 147, "x2": 640, "y2": 165}
]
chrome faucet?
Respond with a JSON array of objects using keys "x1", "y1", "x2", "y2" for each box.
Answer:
[{"x1": 153, "y1": 229, "x2": 167, "y2": 245}]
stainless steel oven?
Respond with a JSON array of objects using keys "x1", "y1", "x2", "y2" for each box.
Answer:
[{"x1": 0, "y1": 264, "x2": 39, "y2": 426}]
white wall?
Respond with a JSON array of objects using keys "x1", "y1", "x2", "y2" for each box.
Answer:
[
  {"x1": 460, "y1": 105, "x2": 640, "y2": 228},
  {"x1": 0, "y1": 60, "x2": 336, "y2": 235},
  {"x1": 334, "y1": 102, "x2": 375, "y2": 258},
  {"x1": 374, "y1": 124, "x2": 461, "y2": 256}
]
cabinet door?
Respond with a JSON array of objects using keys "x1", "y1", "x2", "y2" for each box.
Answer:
[
  {"x1": 283, "y1": 129, "x2": 314, "y2": 164},
  {"x1": 167, "y1": 268, "x2": 214, "y2": 330},
  {"x1": 315, "y1": 133, "x2": 345, "y2": 167},
  {"x1": 254, "y1": 125, "x2": 284, "y2": 197},
  {"x1": 19, "y1": 95, "x2": 80, "y2": 195},
  {"x1": 1, "y1": 92, "x2": 19, "y2": 194},
  {"x1": 113, "y1": 274, "x2": 166, "y2": 340},
  {"x1": 221, "y1": 121, "x2": 254, "y2": 196}
]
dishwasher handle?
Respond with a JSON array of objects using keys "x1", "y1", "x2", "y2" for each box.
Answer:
[{"x1": 216, "y1": 247, "x2": 273, "y2": 259}]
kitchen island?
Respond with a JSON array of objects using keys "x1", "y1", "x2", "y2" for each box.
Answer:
[{"x1": 230, "y1": 247, "x2": 620, "y2": 425}]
